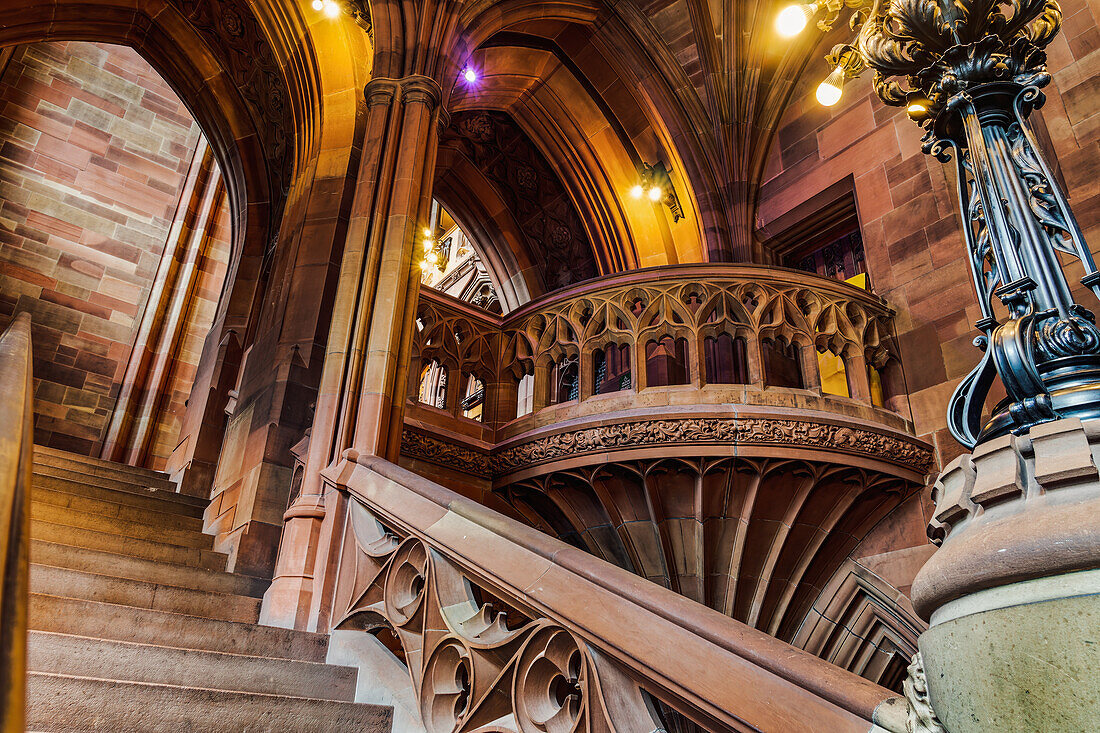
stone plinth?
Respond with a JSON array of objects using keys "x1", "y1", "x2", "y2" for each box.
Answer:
[{"x1": 911, "y1": 418, "x2": 1100, "y2": 731}]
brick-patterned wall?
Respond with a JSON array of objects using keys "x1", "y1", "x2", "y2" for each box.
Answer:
[
  {"x1": 0, "y1": 41, "x2": 224, "y2": 458},
  {"x1": 756, "y1": 9, "x2": 1100, "y2": 584}
]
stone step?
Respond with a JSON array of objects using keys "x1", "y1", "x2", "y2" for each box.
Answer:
[
  {"x1": 28, "y1": 631, "x2": 359, "y2": 701},
  {"x1": 33, "y1": 484, "x2": 205, "y2": 532},
  {"x1": 30, "y1": 594, "x2": 330, "y2": 662},
  {"x1": 31, "y1": 501, "x2": 214, "y2": 549},
  {"x1": 31, "y1": 519, "x2": 227, "y2": 570},
  {"x1": 34, "y1": 446, "x2": 179, "y2": 489},
  {"x1": 32, "y1": 461, "x2": 193, "y2": 504},
  {"x1": 27, "y1": 672, "x2": 392, "y2": 732},
  {"x1": 30, "y1": 540, "x2": 265, "y2": 597},
  {"x1": 30, "y1": 564, "x2": 261, "y2": 623},
  {"x1": 30, "y1": 470, "x2": 206, "y2": 518}
]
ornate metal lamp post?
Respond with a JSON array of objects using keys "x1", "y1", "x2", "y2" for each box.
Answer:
[
  {"x1": 780, "y1": 4, "x2": 1100, "y2": 731},
  {"x1": 781, "y1": 0, "x2": 1100, "y2": 449}
]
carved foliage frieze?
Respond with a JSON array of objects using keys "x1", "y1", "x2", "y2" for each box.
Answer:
[
  {"x1": 402, "y1": 428, "x2": 492, "y2": 478},
  {"x1": 401, "y1": 417, "x2": 933, "y2": 478},
  {"x1": 492, "y1": 417, "x2": 933, "y2": 475}
]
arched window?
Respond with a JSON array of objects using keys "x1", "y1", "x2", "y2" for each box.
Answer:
[
  {"x1": 762, "y1": 337, "x2": 803, "y2": 389},
  {"x1": 550, "y1": 356, "x2": 579, "y2": 404},
  {"x1": 461, "y1": 373, "x2": 485, "y2": 421},
  {"x1": 594, "y1": 343, "x2": 632, "y2": 394},
  {"x1": 516, "y1": 373, "x2": 534, "y2": 418},
  {"x1": 418, "y1": 359, "x2": 448, "y2": 409},
  {"x1": 645, "y1": 336, "x2": 690, "y2": 386},
  {"x1": 703, "y1": 334, "x2": 749, "y2": 384}
]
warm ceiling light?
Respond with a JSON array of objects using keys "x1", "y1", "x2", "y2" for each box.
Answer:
[
  {"x1": 463, "y1": 67, "x2": 478, "y2": 83},
  {"x1": 423, "y1": 228, "x2": 432, "y2": 237},
  {"x1": 426, "y1": 251, "x2": 439, "y2": 264},
  {"x1": 647, "y1": 185, "x2": 663, "y2": 202},
  {"x1": 422, "y1": 239, "x2": 433, "y2": 251},
  {"x1": 775, "y1": 3, "x2": 817, "y2": 37},
  {"x1": 420, "y1": 260, "x2": 431, "y2": 271},
  {"x1": 816, "y1": 65, "x2": 845, "y2": 106},
  {"x1": 630, "y1": 184, "x2": 645, "y2": 199},
  {"x1": 311, "y1": 0, "x2": 323, "y2": 9},
  {"x1": 322, "y1": 0, "x2": 340, "y2": 17}
]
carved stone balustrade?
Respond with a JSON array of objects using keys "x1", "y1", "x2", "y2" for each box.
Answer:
[
  {"x1": 401, "y1": 265, "x2": 934, "y2": 679},
  {"x1": 407, "y1": 264, "x2": 914, "y2": 445},
  {"x1": 327, "y1": 453, "x2": 909, "y2": 733}
]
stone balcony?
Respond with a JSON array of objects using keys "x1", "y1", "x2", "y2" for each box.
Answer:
[{"x1": 401, "y1": 264, "x2": 933, "y2": 649}]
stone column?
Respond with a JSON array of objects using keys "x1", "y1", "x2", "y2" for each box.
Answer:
[
  {"x1": 262, "y1": 75, "x2": 444, "y2": 631},
  {"x1": 100, "y1": 142, "x2": 227, "y2": 469},
  {"x1": 907, "y1": 417, "x2": 1100, "y2": 731},
  {"x1": 798, "y1": 343, "x2": 822, "y2": 392},
  {"x1": 484, "y1": 375, "x2": 518, "y2": 431},
  {"x1": 843, "y1": 352, "x2": 872, "y2": 404}
]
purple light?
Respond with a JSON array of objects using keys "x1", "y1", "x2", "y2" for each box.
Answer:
[{"x1": 462, "y1": 67, "x2": 478, "y2": 83}]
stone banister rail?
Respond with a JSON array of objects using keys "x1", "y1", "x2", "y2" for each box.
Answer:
[
  {"x1": 0, "y1": 312, "x2": 32, "y2": 731},
  {"x1": 330, "y1": 452, "x2": 908, "y2": 733}
]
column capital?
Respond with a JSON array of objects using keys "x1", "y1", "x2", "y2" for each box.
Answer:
[
  {"x1": 398, "y1": 74, "x2": 442, "y2": 110},
  {"x1": 363, "y1": 75, "x2": 443, "y2": 112},
  {"x1": 363, "y1": 78, "x2": 398, "y2": 107}
]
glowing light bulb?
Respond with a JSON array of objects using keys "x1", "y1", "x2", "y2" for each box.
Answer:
[
  {"x1": 420, "y1": 260, "x2": 431, "y2": 271},
  {"x1": 463, "y1": 67, "x2": 478, "y2": 83},
  {"x1": 426, "y1": 251, "x2": 439, "y2": 264},
  {"x1": 423, "y1": 228, "x2": 432, "y2": 237},
  {"x1": 311, "y1": 0, "x2": 323, "y2": 9},
  {"x1": 816, "y1": 65, "x2": 845, "y2": 107},
  {"x1": 322, "y1": 0, "x2": 340, "y2": 16},
  {"x1": 630, "y1": 184, "x2": 645, "y2": 199},
  {"x1": 775, "y1": 3, "x2": 817, "y2": 37},
  {"x1": 423, "y1": 239, "x2": 433, "y2": 251},
  {"x1": 647, "y1": 185, "x2": 663, "y2": 202},
  {"x1": 907, "y1": 100, "x2": 929, "y2": 115}
]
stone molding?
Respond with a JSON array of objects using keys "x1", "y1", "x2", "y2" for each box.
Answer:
[
  {"x1": 401, "y1": 415, "x2": 933, "y2": 479},
  {"x1": 912, "y1": 417, "x2": 1100, "y2": 617}
]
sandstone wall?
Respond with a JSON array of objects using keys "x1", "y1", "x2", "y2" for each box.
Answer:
[
  {"x1": 756, "y1": 3, "x2": 1100, "y2": 588},
  {"x1": 0, "y1": 41, "x2": 229, "y2": 464}
]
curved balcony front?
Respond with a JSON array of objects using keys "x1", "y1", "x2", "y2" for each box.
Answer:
[{"x1": 401, "y1": 264, "x2": 933, "y2": 650}]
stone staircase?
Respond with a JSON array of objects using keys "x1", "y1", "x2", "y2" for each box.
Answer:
[{"x1": 25, "y1": 445, "x2": 393, "y2": 732}]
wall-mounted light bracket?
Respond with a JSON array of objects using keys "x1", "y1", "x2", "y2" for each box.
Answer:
[{"x1": 638, "y1": 161, "x2": 684, "y2": 222}]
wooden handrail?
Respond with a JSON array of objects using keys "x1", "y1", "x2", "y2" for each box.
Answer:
[{"x1": 0, "y1": 313, "x2": 32, "y2": 732}]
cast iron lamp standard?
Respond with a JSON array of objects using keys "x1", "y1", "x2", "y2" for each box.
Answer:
[
  {"x1": 779, "y1": 0, "x2": 1100, "y2": 450},
  {"x1": 780, "y1": 2, "x2": 1100, "y2": 731}
]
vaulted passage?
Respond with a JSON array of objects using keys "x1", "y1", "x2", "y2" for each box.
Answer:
[{"x1": 0, "y1": 42, "x2": 231, "y2": 467}]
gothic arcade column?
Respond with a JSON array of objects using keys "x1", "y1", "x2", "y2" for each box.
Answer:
[{"x1": 262, "y1": 75, "x2": 445, "y2": 630}]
